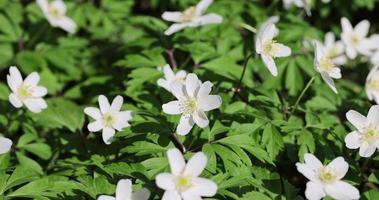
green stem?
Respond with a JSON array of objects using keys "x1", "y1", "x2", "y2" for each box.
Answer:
[
  {"x1": 233, "y1": 52, "x2": 255, "y2": 97},
  {"x1": 290, "y1": 76, "x2": 316, "y2": 116}
]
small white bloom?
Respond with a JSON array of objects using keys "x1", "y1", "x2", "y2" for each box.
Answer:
[
  {"x1": 320, "y1": 32, "x2": 347, "y2": 65},
  {"x1": 345, "y1": 105, "x2": 379, "y2": 157},
  {"x1": 157, "y1": 64, "x2": 187, "y2": 92},
  {"x1": 314, "y1": 42, "x2": 341, "y2": 94},
  {"x1": 0, "y1": 136, "x2": 12, "y2": 154},
  {"x1": 283, "y1": 0, "x2": 310, "y2": 8},
  {"x1": 7, "y1": 66, "x2": 48, "y2": 113},
  {"x1": 255, "y1": 16, "x2": 291, "y2": 76},
  {"x1": 341, "y1": 17, "x2": 375, "y2": 59},
  {"x1": 366, "y1": 66, "x2": 379, "y2": 104},
  {"x1": 84, "y1": 95, "x2": 133, "y2": 145},
  {"x1": 156, "y1": 148, "x2": 217, "y2": 200},
  {"x1": 37, "y1": 0, "x2": 77, "y2": 33},
  {"x1": 98, "y1": 179, "x2": 150, "y2": 200},
  {"x1": 162, "y1": 73, "x2": 222, "y2": 135},
  {"x1": 297, "y1": 153, "x2": 360, "y2": 200},
  {"x1": 162, "y1": 0, "x2": 223, "y2": 35}
]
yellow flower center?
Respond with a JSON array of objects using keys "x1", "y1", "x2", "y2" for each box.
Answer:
[
  {"x1": 319, "y1": 56, "x2": 335, "y2": 72},
  {"x1": 361, "y1": 125, "x2": 379, "y2": 144},
  {"x1": 263, "y1": 40, "x2": 279, "y2": 57},
  {"x1": 175, "y1": 176, "x2": 193, "y2": 192},
  {"x1": 17, "y1": 85, "x2": 32, "y2": 100},
  {"x1": 48, "y1": 5, "x2": 64, "y2": 18},
  {"x1": 103, "y1": 113, "x2": 116, "y2": 127},
  {"x1": 327, "y1": 46, "x2": 339, "y2": 58},
  {"x1": 368, "y1": 79, "x2": 379, "y2": 91},
  {"x1": 182, "y1": 6, "x2": 197, "y2": 22},
  {"x1": 350, "y1": 34, "x2": 361, "y2": 46},
  {"x1": 319, "y1": 167, "x2": 337, "y2": 184},
  {"x1": 179, "y1": 98, "x2": 197, "y2": 115}
]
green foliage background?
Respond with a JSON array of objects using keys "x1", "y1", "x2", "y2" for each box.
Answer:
[{"x1": 0, "y1": 0, "x2": 379, "y2": 199}]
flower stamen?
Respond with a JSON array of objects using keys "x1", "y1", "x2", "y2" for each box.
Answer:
[{"x1": 182, "y1": 6, "x2": 197, "y2": 22}]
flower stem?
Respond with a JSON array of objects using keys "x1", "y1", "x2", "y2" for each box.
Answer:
[
  {"x1": 171, "y1": 133, "x2": 186, "y2": 153},
  {"x1": 166, "y1": 49, "x2": 177, "y2": 70},
  {"x1": 290, "y1": 76, "x2": 316, "y2": 117},
  {"x1": 233, "y1": 52, "x2": 255, "y2": 97}
]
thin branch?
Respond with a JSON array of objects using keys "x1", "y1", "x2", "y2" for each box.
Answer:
[
  {"x1": 171, "y1": 133, "x2": 186, "y2": 153},
  {"x1": 233, "y1": 52, "x2": 255, "y2": 97},
  {"x1": 166, "y1": 49, "x2": 177, "y2": 70}
]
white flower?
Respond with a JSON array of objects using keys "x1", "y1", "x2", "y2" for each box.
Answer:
[
  {"x1": 255, "y1": 17, "x2": 291, "y2": 76},
  {"x1": 368, "y1": 35, "x2": 379, "y2": 65},
  {"x1": 314, "y1": 42, "x2": 341, "y2": 94},
  {"x1": 162, "y1": 0, "x2": 222, "y2": 35},
  {"x1": 162, "y1": 73, "x2": 222, "y2": 135},
  {"x1": 157, "y1": 64, "x2": 187, "y2": 92},
  {"x1": 156, "y1": 148, "x2": 217, "y2": 200},
  {"x1": 98, "y1": 179, "x2": 150, "y2": 200},
  {"x1": 345, "y1": 105, "x2": 379, "y2": 157},
  {"x1": 84, "y1": 95, "x2": 133, "y2": 145},
  {"x1": 0, "y1": 136, "x2": 12, "y2": 154},
  {"x1": 296, "y1": 153, "x2": 360, "y2": 200},
  {"x1": 320, "y1": 32, "x2": 347, "y2": 65},
  {"x1": 7, "y1": 66, "x2": 48, "y2": 113},
  {"x1": 366, "y1": 66, "x2": 379, "y2": 104},
  {"x1": 341, "y1": 17, "x2": 375, "y2": 59},
  {"x1": 283, "y1": 0, "x2": 309, "y2": 8},
  {"x1": 371, "y1": 51, "x2": 379, "y2": 65},
  {"x1": 37, "y1": 0, "x2": 77, "y2": 33}
]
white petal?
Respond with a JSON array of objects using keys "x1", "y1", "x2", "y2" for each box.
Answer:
[
  {"x1": 113, "y1": 111, "x2": 132, "y2": 131},
  {"x1": 110, "y1": 95, "x2": 123, "y2": 112},
  {"x1": 24, "y1": 72, "x2": 40, "y2": 86},
  {"x1": 261, "y1": 24, "x2": 279, "y2": 42},
  {"x1": 50, "y1": 0, "x2": 66, "y2": 13},
  {"x1": 345, "y1": 131, "x2": 361, "y2": 149},
  {"x1": 320, "y1": 72, "x2": 338, "y2": 94},
  {"x1": 186, "y1": 73, "x2": 201, "y2": 98},
  {"x1": 182, "y1": 195, "x2": 202, "y2": 200},
  {"x1": 84, "y1": 107, "x2": 102, "y2": 120},
  {"x1": 0, "y1": 137, "x2": 12, "y2": 154},
  {"x1": 155, "y1": 173, "x2": 176, "y2": 190},
  {"x1": 296, "y1": 163, "x2": 317, "y2": 182},
  {"x1": 162, "y1": 191, "x2": 181, "y2": 200},
  {"x1": 98, "y1": 95, "x2": 110, "y2": 114},
  {"x1": 355, "y1": 20, "x2": 370, "y2": 37},
  {"x1": 304, "y1": 153, "x2": 323, "y2": 171},
  {"x1": 345, "y1": 46, "x2": 357, "y2": 59},
  {"x1": 162, "y1": 101, "x2": 182, "y2": 115},
  {"x1": 97, "y1": 195, "x2": 115, "y2": 200},
  {"x1": 9, "y1": 93, "x2": 23, "y2": 108},
  {"x1": 341, "y1": 17, "x2": 353, "y2": 33},
  {"x1": 274, "y1": 43, "x2": 291, "y2": 57},
  {"x1": 55, "y1": 16, "x2": 76, "y2": 33},
  {"x1": 196, "y1": 0, "x2": 213, "y2": 15},
  {"x1": 36, "y1": 0, "x2": 49, "y2": 13},
  {"x1": 184, "y1": 152, "x2": 207, "y2": 177},
  {"x1": 325, "y1": 181, "x2": 360, "y2": 200},
  {"x1": 328, "y1": 68, "x2": 342, "y2": 79},
  {"x1": 192, "y1": 110, "x2": 209, "y2": 128},
  {"x1": 162, "y1": 12, "x2": 183, "y2": 23},
  {"x1": 7, "y1": 66, "x2": 23, "y2": 92},
  {"x1": 183, "y1": 177, "x2": 217, "y2": 197},
  {"x1": 359, "y1": 142, "x2": 376, "y2": 157},
  {"x1": 157, "y1": 79, "x2": 171, "y2": 92},
  {"x1": 167, "y1": 148, "x2": 186, "y2": 175},
  {"x1": 32, "y1": 86, "x2": 48, "y2": 97},
  {"x1": 116, "y1": 179, "x2": 132, "y2": 200},
  {"x1": 163, "y1": 64, "x2": 176, "y2": 80},
  {"x1": 164, "y1": 23, "x2": 188, "y2": 35},
  {"x1": 102, "y1": 127, "x2": 115, "y2": 145},
  {"x1": 325, "y1": 32, "x2": 335, "y2": 47},
  {"x1": 170, "y1": 81, "x2": 186, "y2": 100},
  {"x1": 198, "y1": 95, "x2": 222, "y2": 112},
  {"x1": 197, "y1": 81, "x2": 213, "y2": 100},
  {"x1": 327, "y1": 157, "x2": 348, "y2": 179},
  {"x1": 367, "y1": 105, "x2": 379, "y2": 124},
  {"x1": 305, "y1": 181, "x2": 326, "y2": 200},
  {"x1": 24, "y1": 98, "x2": 47, "y2": 113},
  {"x1": 131, "y1": 188, "x2": 150, "y2": 200},
  {"x1": 261, "y1": 54, "x2": 278, "y2": 76},
  {"x1": 176, "y1": 115, "x2": 195, "y2": 135},
  {"x1": 88, "y1": 120, "x2": 103, "y2": 132},
  {"x1": 175, "y1": 70, "x2": 187, "y2": 80},
  {"x1": 346, "y1": 110, "x2": 367, "y2": 131},
  {"x1": 191, "y1": 13, "x2": 222, "y2": 26}
]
